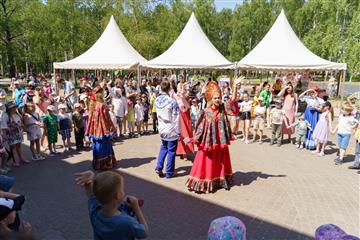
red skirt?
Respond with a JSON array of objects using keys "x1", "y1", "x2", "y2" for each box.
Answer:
[
  {"x1": 177, "y1": 109, "x2": 194, "y2": 155},
  {"x1": 186, "y1": 145, "x2": 233, "y2": 193}
]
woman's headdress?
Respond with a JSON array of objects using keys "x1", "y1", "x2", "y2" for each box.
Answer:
[{"x1": 205, "y1": 82, "x2": 222, "y2": 102}]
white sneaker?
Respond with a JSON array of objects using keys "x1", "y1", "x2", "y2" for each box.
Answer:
[
  {"x1": 37, "y1": 154, "x2": 45, "y2": 160},
  {"x1": 32, "y1": 156, "x2": 40, "y2": 161},
  {"x1": 311, "y1": 150, "x2": 319, "y2": 154}
]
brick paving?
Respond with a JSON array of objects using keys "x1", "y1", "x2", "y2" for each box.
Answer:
[{"x1": 9, "y1": 128, "x2": 359, "y2": 240}]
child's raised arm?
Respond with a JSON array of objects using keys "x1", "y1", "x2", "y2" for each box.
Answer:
[{"x1": 74, "y1": 170, "x2": 95, "y2": 197}]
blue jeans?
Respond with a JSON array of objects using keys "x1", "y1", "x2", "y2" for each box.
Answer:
[
  {"x1": 156, "y1": 139, "x2": 178, "y2": 178},
  {"x1": 353, "y1": 141, "x2": 360, "y2": 167},
  {"x1": 337, "y1": 134, "x2": 351, "y2": 150}
]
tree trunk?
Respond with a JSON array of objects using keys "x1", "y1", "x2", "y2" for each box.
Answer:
[{"x1": 1, "y1": 0, "x2": 16, "y2": 77}]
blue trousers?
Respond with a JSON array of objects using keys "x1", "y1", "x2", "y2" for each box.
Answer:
[{"x1": 156, "y1": 139, "x2": 178, "y2": 178}]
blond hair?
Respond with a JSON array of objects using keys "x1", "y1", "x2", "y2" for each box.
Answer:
[{"x1": 93, "y1": 171, "x2": 123, "y2": 205}]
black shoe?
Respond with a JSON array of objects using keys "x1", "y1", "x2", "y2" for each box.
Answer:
[
  {"x1": 224, "y1": 181, "x2": 231, "y2": 191},
  {"x1": 155, "y1": 170, "x2": 164, "y2": 177},
  {"x1": 269, "y1": 140, "x2": 274, "y2": 145},
  {"x1": 348, "y1": 165, "x2": 360, "y2": 170}
]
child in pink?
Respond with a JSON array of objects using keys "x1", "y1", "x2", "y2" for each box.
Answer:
[{"x1": 312, "y1": 102, "x2": 333, "y2": 156}]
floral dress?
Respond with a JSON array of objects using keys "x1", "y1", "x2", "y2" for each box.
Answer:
[{"x1": 1, "y1": 113, "x2": 23, "y2": 146}]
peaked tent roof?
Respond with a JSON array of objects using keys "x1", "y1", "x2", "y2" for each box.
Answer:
[
  {"x1": 53, "y1": 16, "x2": 147, "y2": 70},
  {"x1": 237, "y1": 10, "x2": 346, "y2": 71},
  {"x1": 143, "y1": 13, "x2": 233, "y2": 69}
]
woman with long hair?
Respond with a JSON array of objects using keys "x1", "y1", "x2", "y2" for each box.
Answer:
[
  {"x1": 278, "y1": 83, "x2": 298, "y2": 143},
  {"x1": 85, "y1": 85, "x2": 117, "y2": 170}
]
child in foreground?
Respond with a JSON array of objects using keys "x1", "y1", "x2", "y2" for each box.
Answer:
[{"x1": 74, "y1": 170, "x2": 148, "y2": 240}]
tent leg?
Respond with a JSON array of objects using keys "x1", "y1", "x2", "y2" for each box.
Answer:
[{"x1": 339, "y1": 70, "x2": 346, "y2": 108}]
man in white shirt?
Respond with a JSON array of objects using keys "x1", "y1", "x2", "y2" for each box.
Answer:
[{"x1": 154, "y1": 80, "x2": 180, "y2": 179}]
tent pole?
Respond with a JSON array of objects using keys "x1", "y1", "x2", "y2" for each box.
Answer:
[
  {"x1": 137, "y1": 64, "x2": 141, "y2": 86},
  {"x1": 339, "y1": 69, "x2": 346, "y2": 108}
]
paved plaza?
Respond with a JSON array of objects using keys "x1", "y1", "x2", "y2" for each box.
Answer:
[{"x1": 10, "y1": 129, "x2": 359, "y2": 240}]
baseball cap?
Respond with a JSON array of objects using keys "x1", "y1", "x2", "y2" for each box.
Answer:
[
  {"x1": 13, "y1": 81, "x2": 20, "y2": 85},
  {"x1": 0, "y1": 195, "x2": 25, "y2": 221},
  {"x1": 258, "y1": 97, "x2": 264, "y2": 102},
  {"x1": 74, "y1": 103, "x2": 81, "y2": 108}
]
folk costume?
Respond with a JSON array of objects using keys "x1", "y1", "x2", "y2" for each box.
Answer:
[
  {"x1": 86, "y1": 86, "x2": 116, "y2": 170},
  {"x1": 186, "y1": 82, "x2": 233, "y2": 193}
]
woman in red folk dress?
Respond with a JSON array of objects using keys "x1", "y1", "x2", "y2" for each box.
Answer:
[
  {"x1": 86, "y1": 85, "x2": 117, "y2": 170},
  {"x1": 186, "y1": 81, "x2": 235, "y2": 193},
  {"x1": 175, "y1": 75, "x2": 194, "y2": 159}
]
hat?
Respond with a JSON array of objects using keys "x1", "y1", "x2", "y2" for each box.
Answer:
[
  {"x1": 275, "y1": 98, "x2": 283, "y2": 104},
  {"x1": 85, "y1": 84, "x2": 92, "y2": 89},
  {"x1": 74, "y1": 103, "x2": 81, "y2": 108},
  {"x1": 28, "y1": 81, "x2": 35, "y2": 86},
  {"x1": 258, "y1": 97, "x2": 264, "y2": 102},
  {"x1": 47, "y1": 105, "x2": 56, "y2": 112},
  {"x1": 208, "y1": 216, "x2": 246, "y2": 240},
  {"x1": 58, "y1": 104, "x2": 67, "y2": 110},
  {"x1": 0, "y1": 195, "x2": 25, "y2": 221},
  {"x1": 13, "y1": 81, "x2": 20, "y2": 85},
  {"x1": 205, "y1": 82, "x2": 222, "y2": 102},
  {"x1": 79, "y1": 94, "x2": 87, "y2": 101},
  {"x1": 5, "y1": 102, "x2": 17, "y2": 112}
]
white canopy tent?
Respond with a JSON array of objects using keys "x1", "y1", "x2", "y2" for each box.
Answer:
[
  {"x1": 53, "y1": 16, "x2": 147, "y2": 70},
  {"x1": 236, "y1": 10, "x2": 346, "y2": 71},
  {"x1": 143, "y1": 13, "x2": 233, "y2": 69}
]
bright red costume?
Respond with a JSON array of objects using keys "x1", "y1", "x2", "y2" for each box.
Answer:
[{"x1": 186, "y1": 82, "x2": 233, "y2": 193}]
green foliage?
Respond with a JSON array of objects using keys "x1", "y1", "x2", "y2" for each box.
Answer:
[{"x1": 0, "y1": 0, "x2": 359, "y2": 79}]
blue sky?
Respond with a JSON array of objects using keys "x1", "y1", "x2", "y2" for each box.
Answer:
[{"x1": 214, "y1": 0, "x2": 243, "y2": 11}]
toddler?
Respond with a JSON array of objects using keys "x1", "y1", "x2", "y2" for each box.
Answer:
[
  {"x1": 269, "y1": 99, "x2": 284, "y2": 146},
  {"x1": 57, "y1": 104, "x2": 73, "y2": 152},
  {"x1": 23, "y1": 103, "x2": 44, "y2": 161},
  {"x1": 288, "y1": 113, "x2": 312, "y2": 149},
  {"x1": 332, "y1": 106, "x2": 358, "y2": 165},
  {"x1": 312, "y1": 102, "x2": 333, "y2": 156},
  {"x1": 72, "y1": 103, "x2": 85, "y2": 150},
  {"x1": 135, "y1": 97, "x2": 144, "y2": 135},
  {"x1": 252, "y1": 97, "x2": 266, "y2": 143},
  {"x1": 74, "y1": 170, "x2": 148, "y2": 240},
  {"x1": 127, "y1": 99, "x2": 136, "y2": 137},
  {"x1": 43, "y1": 105, "x2": 58, "y2": 156}
]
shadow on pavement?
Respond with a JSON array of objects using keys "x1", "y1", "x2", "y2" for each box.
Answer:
[
  {"x1": 10, "y1": 155, "x2": 310, "y2": 240},
  {"x1": 233, "y1": 171, "x2": 287, "y2": 186},
  {"x1": 117, "y1": 157, "x2": 155, "y2": 168}
]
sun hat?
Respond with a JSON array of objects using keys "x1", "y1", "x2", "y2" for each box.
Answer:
[
  {"x1": 0, "y1": 195, "x2": 25, "y2": 221},
  {"x1": 5, "y1": 102, "x2": 17, "y2": 112},
  {"x1": 47, "y1": 105, "x2": 56, "y2": 112},
  {"x1": 208, "y1": 216, "x2": 246, "y2": 240},
  {"x1": 58, "y1": 104, "x2": 67, "y2": 110},
  {"x1": 79, "y1": 94, "x2": 87, "y2": 101}
]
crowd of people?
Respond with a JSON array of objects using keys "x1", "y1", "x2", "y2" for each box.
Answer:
[{"x1": 0, "y1": 71, "x2": 359, "y2": 239}]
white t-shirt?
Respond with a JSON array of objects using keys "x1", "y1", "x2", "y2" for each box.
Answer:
[
  {"x1": 64, "y1": 81, "x2": 77, "y2": 104},
  {"x1": 112, "y1": 96, "x2": 128, "y2": 118},
  {"x1": 135, "y1": 104, "x2": 144, "y2": 121},
  {"x1": 239, "y1": 100, "x2": 253, "y2": 112},
  {"x1": 254, "y1": 105, "x2": 266, "y2": 119},
  {"x1": 338, "y1": 115, "x2": 358, "y2": 134},
  {"x1": 109, "y1": 111, "x2": 117, "y2": 126},
  {"x1": 270, "y1": 108, "x2": 284, "y2": 125}
]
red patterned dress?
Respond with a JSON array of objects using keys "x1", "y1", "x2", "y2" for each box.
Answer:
[
  {"x1": 176, "y1": 96, "x2": 194, "y2": 156},
  {"x1": 186, "y1": 105, "x2": 234, "y2": 193},
  {"x1": 86, "y1": 101, "x2": 116, "y2": 170}
]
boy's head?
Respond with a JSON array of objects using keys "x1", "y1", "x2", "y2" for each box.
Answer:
[
  {"x1": 47, "y1": 105, "x2": 56, "y2": 114},
  {"x1": 58, "y1": 104, "x2": 67, "y2": 113},
  {"x1": 258, "y1": 97, "x2": 264, "y2": 106},
  {"x1": 275, "y1": 99, "x2": 282, "y2": 108},
  {"x1": 108, "y1": 104, "x2": 114, "y2": 111},
  {"x1": 93, "y1": 171, "x2": 124, "y2": 205},
  {"x1": 160, "y1": 80, "x2": 170, "y2": 93},
  {"x1": 74, "y1": 103, "x2": 81, "y2": 112},
  {"x1": 298, "y1": 113, "x2": 305, "y2": 120},
  {"x1": 136, "y1": 96, "x2": 141, "y2": 104}
]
